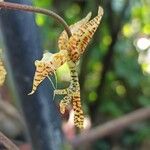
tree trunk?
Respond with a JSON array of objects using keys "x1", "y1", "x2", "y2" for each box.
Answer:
[{"x1": 0, "y1": 0, "x2": 65, "y2": 150}]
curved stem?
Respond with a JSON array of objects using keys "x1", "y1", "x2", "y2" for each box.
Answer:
[
  {"x1": 0, "y1": 131, "x2": 19, "y2": 150},
  {"x1": 0, "y1": 1, "x2": 72, "y2": 37}
]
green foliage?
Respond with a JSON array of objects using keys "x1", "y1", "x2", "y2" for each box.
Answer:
[{"x1": 32, "y1": 0, "x2": 150, "y2": 149}]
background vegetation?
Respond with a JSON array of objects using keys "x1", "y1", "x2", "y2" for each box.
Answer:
[
  {"x1": 33, "y1": 0, "x2": 150, "y2": 148},
  {"x1": 0, "y1": 0, "x2": 150, "y2": 150}
]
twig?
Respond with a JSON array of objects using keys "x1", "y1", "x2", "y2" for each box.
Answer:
[
  {"x1": 71, "y1": 107, "x2": 150, "y2": 148},
  {"x1": 0, "y1": 1, "x2": 72, "y2": 37},
  {"x1": 0, "y1": 131, "x2": 19, "y2": 150}
]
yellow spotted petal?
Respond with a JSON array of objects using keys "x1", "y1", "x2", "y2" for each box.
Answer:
[
  {"x1": 0, "y1": 60, "x2": 7, "y2": 86},
  {"x1": 59, "y1": 95, "x2": 71, "y2": 114},
  {"x1": 29, "y1": 53, "x2": 54, "y2": 95},
  {"x1": 52, "y1": 50, "x2": 68, "y2": 68},
  {"x1": 72, "y1": 92, "x2": 84, "y2": 129},
  {"x1": 0, "y1": 49, "x2": 7, "y2": 86},
  {"x1": 58, "y1": 12, "x2": 92, "y2": 51},
  {"x1": 28, "y1": 61, "x2": 53, "y2": 95},
  {"x1": 29, "y1": 51, "x2": 68, "y2": 95},
  {"x1": 68, "y1": 6, "x2": 104, "y2": 62}
]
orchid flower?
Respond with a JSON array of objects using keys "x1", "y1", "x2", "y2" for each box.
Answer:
[{"x1": 29, "y1": 6, "x2": 103, "y2": 128}]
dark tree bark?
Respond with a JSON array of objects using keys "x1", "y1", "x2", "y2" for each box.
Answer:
[
  {"x1": 0, "y1": 0, "x2": 65, "y2": 150},
  {"x1": 89, "y1": 0, "x2": 130, "y2": 124}
]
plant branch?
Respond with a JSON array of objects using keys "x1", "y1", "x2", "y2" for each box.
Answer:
[
  {"x1": 0, "y1": 131, "x2": 19, "y2": 150},
  {"x1": 71, "y1": 107, "x2": 150, "y2": 148},
  {"x1": 0, "y1": 1, "x2": 72, "y2": 37}
]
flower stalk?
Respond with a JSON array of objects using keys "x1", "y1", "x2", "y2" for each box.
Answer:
[{"x1": 0, "y1": 1, "x2": 72, "y2": 37}]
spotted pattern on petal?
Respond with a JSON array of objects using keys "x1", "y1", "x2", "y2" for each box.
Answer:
[
  {"x1": 29, "y1": 6, "x2": 104, "y2": 129},
  {"x1": 0, "y1": 60, "x2": 7, "y2": 86}
]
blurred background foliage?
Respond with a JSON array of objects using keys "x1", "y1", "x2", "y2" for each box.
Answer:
[
  {"x1": 31, "y1": 0, "x2": 150, "y2": 149},
  {"x1": 32, "y1": 0, "x2": 150, "y2": 149},
  {"x1": 0, "y1": 0, "x2": 150, "y2": 149}
]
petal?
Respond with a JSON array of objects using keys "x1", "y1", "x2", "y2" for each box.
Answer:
[
  {"x1": 68, "y1": 6, "x2": 104, "y2": 61},
  {"x1": 0, "y1": 49, "x2": 7, "y2": 86},
  {"x1": 58, "y1": 12, "x2": 92, "y2": 51},
  {"x1": 52, "y1": 50, "x2": 68, "y2": 68},
  {"x1": 28, "y1": 53, "x2": 54, "y2": 95},
  {"x1": 72, "y1": 92, "x2": 84, "y2": 129},
  {"x1": 0, "y1": 60, "x2": 7, "y2": 86},
  {"x1": 59, "y1": 95, "x2": 71, "y2": 114},
  {"x1": 29, "y1": 51, "x2": 68, "y2": 95},
  {"x1": 28, "y1": 61, "x2": 53, "y2": 95}
]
